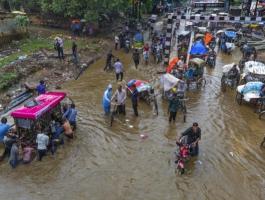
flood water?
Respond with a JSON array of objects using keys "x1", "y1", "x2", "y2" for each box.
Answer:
[{"x1": 0, "y1": 45, "x2": 265, "y2": 199}]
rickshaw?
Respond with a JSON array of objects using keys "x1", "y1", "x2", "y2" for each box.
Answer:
[
  {"x1": 178, "y1": 31, "x2": 191, "y2": 43},
  {"x1": 236, "y1": 82, "x2": 265, "y2": 115},
  {"x1": 132, "y1": 32, "x2": 144, "y2": 51},
  {"x1": 126, "y1": 79, "x2": 158, "y2": 115},
  {"x1": 10, "y1": 92, "x2": 69, "y2": 144},
  {"x1": 160, "y1": 74, "x2": 180, "y2": 100},
  {"x1": 185, "y1": 58, "x2": 206, "y2": 90},
  {"x1": 189, "y1": 40, "x2": 208, "y2": 60},
  {"x1": 241, "y1": 61, "x2": 265, "y2": 84},
  {"x1": 221, "y1": 63, "x2": 240, "y2": 92},
  {"x1": 160, "y1": 74, "x2": 188, "y2": 122},
  {"x1": 194, "y1": 33, "x2": 204, "y2": 41},
  {"x1": 220, "y1": 29, "x2": 237, "y2": 54}
]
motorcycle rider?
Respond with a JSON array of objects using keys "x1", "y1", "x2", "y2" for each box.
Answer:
[
  {"x1": 228, "y1": 64, "x2": 240, "y2": 86},
  {"x1": 207, "y1": 49, "x2": 217, "y2": 66},
  {"x1": 178, "y1": 122, "x2": 201, "y2": 156}
]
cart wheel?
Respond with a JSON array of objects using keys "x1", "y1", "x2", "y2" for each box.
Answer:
[
  {"x1": 259, "y1": 111, "x2": 265, "y2": 120},
  {"x1": 236, "y1": 92, "x2": 243, "y2": 105},
  {"x1": 154, "y1": 98, "x2": 158, "y2": 116},
  {"x1": 221, "y1": 76, "x2": 226, "y2": 92},
  {"x1": 183, "y1": 105, "x2": 187, "y2": 123},
  {"x1": 110, "y1": 113, "x2": 114, "y2": 127}
]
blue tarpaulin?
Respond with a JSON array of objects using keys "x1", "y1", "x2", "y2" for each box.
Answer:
[
  {"x1": 190, "y1": 40, "x2": 208, "y2": 55},
  {"x1": 134, "y1": 32, "x2": 144, "y2": 42},
  {"x1": 224, "y1": 31, "x2": 236, "y2": 38}
]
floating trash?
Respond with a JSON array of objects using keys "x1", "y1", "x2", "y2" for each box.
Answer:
[
  {"x1": 197, "y1": 160, "x2": 202, "y2": 165},
  {"x1": 140, "y1": 134, "x2": 148, "y2": 139},
  {"x1": 125, "y1": 119, "x2": 130, "y2": 122},
  {"x1": 229, "y1": 152, "x2": 234, "y2": 157},
  {"x1": 129, "y1": 125, "x2": 134, "y2": 128},
  {"x1": 18, "y1": 55, "x2": 27, "y2": 60}
]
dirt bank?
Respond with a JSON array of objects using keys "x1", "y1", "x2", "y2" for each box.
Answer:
[{"x1": 0, "y1": 28, "x2": 112, "y2": 108}]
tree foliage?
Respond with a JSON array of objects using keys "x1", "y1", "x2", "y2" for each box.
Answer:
[{"x1": 0, "y1": 0, "x2": 154, "y2": 21}]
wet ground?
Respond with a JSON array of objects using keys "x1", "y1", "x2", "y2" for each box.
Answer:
[
  {"x1": 1, "y1": 15, "x2": 265, "y2": 199},
  {"x1": 0, "y1": 44, "x2": 265, "y2": 200}
]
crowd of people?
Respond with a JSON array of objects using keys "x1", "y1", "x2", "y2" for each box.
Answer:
[
  {"x1": 0, "y1": 83, "x2": 78, "y2": 168},
  {"x1": 100, "y1": 21, "x2": 202, "y2": 162}
]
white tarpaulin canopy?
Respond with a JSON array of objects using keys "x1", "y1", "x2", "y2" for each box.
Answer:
[
  {"x1": 222, "y1": 63, "x2": 240, "y2": 73},
  {"x1": 244, "y1": 61, "x2": 265, "y2": 75},
  {"x1": 237, "y1": 85, "x2": 260, "y2": 102},
  {"x1": 160, "y1": 74, "x2": 180, "y2": 92}
]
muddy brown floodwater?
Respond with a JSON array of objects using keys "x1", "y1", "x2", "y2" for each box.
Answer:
[{"x1": 0, "y1": 47, "x2": 265, "y2": 200}]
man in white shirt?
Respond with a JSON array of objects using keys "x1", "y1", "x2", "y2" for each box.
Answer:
[
  {"x1": 36, "y1": 132, "x2": 49, "y2": 161},
  {"x1": 177, "y1": 57, "x2": 184, "y2": 69},
  {"x1": 111, "y1": 84, "x2": 126, "y2": 115},
  {"x1": 115, "y1": 35, "x2": 119, "y2": 50},
  {"x1": 113, "y1": 59, "x2": 124, "y2": 81}
]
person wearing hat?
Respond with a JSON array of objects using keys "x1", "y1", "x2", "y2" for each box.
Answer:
[
  {"x1": 102, "y1": 84, "x2": 113, "y2": 115},
  {"x1": 168, "y1": 88, "x2": 180, "y2": 123},
  {"x1": 54, "y1": 37, "x2": 64, "y2": 60},
  {"x1": 178, "y1": 122, "x2": 201, "y2": 156}
]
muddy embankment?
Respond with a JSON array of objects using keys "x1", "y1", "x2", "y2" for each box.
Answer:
[{"x1": 0, "y1": 26, "x2": 112, "y2": 108}]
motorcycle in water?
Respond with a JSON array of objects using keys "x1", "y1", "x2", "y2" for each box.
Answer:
[{"x1": 175, "y1": 141, "x2": 191, "y2": 174}]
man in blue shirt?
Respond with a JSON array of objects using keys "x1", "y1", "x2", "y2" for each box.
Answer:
[
  {"x1": 36, "y1": 80, "x2": 46, "y2": 95},
  {"x1": 63, "y1": 104, "x2": 77, "y2": 130},
  {"x1": 0, "y1": 117, "x2": 10, "y2": 142}
]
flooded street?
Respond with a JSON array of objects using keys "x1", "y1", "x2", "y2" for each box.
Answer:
[{"x1": 1, "y1": 46, "x2": 265, "y2": 199}]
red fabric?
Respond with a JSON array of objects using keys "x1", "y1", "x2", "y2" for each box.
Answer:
[
  {"x1": 204, "y1": 32, "x2": 213, "y2": 45},
  {"x1": 166, "y1": 57, "x2": 179, "y2": 73}
]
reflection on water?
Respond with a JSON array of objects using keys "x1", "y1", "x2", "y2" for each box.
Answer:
[{"x1": 0, "y1": 49, "x2": 265, "y2": 200}]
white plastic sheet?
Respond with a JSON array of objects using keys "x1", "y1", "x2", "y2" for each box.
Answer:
[
  {"x1": 244, "y1": 61, "x2": 265, "y2": 75},
  {"x1": 160, "y1": 74, "x2": 180, "y2": 92}
]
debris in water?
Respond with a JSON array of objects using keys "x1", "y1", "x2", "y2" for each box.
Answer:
[
  {"x1": 229, "y1": 152, "x2": 234, "y2": 157},
  {"x1": 18, "y1": 55, "x2": 27, "y2": 60},
  {"x1": 197, "y1": 160, "x2": 202, "y2": 165},
  {"x1": 129, "y1": 125, "x2": 133, "y2": 128},
  {"x1": 125, "y1": 119, "x2": 130, "y2": 122},
  {"x1": 140, "y1": 134, "x2": 148, "y2": 139}
]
